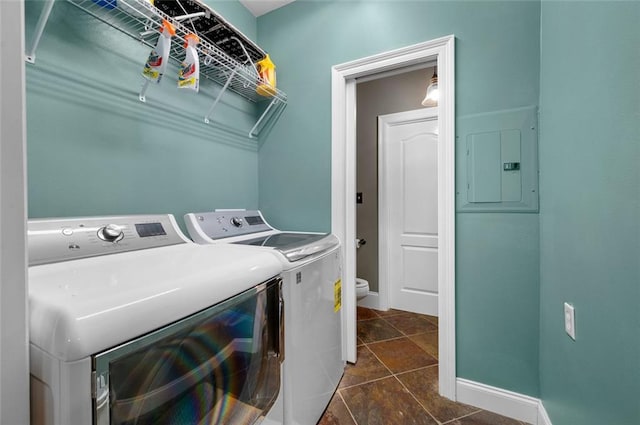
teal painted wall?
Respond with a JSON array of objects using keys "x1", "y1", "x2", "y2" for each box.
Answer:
[
  {"x1": 25, "y1": 0, "x2": 259, "y2": 232},
  {"x1": 257, "y1": 1, "x2": 541, "y2": 396},
  {"x1": 456, "y1": 214, "x2": 540, "y2": 393},
  {"x1": 538, "y1": 2, "x2": 640, "y2": 424}
]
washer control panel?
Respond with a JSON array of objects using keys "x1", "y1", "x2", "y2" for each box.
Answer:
[
  {"x1": 186, "y1": 210, "x2": 272, "y2": 240},
  {"x1": 28, "y1": 215, "x2": 187, "y2": 266}
]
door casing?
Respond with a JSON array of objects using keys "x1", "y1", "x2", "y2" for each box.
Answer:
[
  {"x1": 331, "y1": 35, "x2": 456, "y2": 400},
  {"x1": 0, "y1": 0, "x2": 30, "y2": 422}
]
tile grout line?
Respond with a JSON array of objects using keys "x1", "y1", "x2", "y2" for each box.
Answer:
[
  {"x1": 360, "y1": 341, "x2": 441, "y2": 423},
  {"x1": 338, "y1": 373, "x2": 396, "y2": 390},
  {"x1": 378, "y1": 311, "x2": 439, "y2": 339},
  {"x1": 345, "y1": 309, "x2": 525, "y2": 425},
  {"x1": 356, "y1": 317, "x2": 386, "y2": 323},
  {"x1": 341, "y1": 334, "x2": 405, "y2": 424},
  {"x1": 391, "y1": 373, "x2": 443, "y2": 425},
  {"x1": 440, "y1": 409, "x2": 484, "y2": 424},
  {"x1": 337, "y1": 344, "x2": 395, "y2": 391},
  {"x1": 342, "y1": 308, "x2": 446, "y2": 424},
  {"x1": 362, "y1": 333, "x2": 409, "y2": 345},
  {"x1": 397, "y1": 364, "x2": 486, "y2": 425},
  {"x1": 336, "y1": 389, "x2": 360, "y2": 425},
  {"x1": 379, "y1": 315, "x2": 408, "y2": 336},
  {"x1": 339, "y1": 353, "x2": 438, "y2": 391},
  {"x1": 366, "y1": 337, "x2": 439, "y2": 367},
  {"x1": 359, "y1": 309, "x2": 438, "y2": 344},
  {"x1": 363, "y1": 343, "x2": 396, "y2": 377},
  {"x1": 393, "y1": 363, "x2": 439, "y2": 378}
]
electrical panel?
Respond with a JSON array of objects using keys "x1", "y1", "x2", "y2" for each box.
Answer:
[{"x1": 456, "y1": 106, "x2": 539, "y2": 212}]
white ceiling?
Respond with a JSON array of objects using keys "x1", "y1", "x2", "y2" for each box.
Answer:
[{"x1": 239, "y1": 0, "x2": 296, "y2": 17}]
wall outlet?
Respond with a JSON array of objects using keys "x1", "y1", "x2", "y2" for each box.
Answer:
[{"x1": 564, "y1": 302, "x2": 576, "y2": 340}]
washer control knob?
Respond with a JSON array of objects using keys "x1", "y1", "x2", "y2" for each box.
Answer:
[
  {"x1": 98, "y1": 224, "x2": 123, "y2": 242},
  {"x1": 230, "y1": 217, "x2": 243, "y2": 228}
]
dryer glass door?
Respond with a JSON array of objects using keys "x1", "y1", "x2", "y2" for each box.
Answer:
[{"x1": 93, "y1": 277, "x2": 283, "y2": 425}]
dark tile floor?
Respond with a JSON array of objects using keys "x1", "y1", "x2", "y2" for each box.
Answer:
[{"x1": 318, "y1": 307, "x2": 529, "y2": 425}]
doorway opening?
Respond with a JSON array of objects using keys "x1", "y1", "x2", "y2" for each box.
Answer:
[
  {"x1": 331, "y1": 35, "x2": 456, "y2": 399},
  {"x1": 355, "y1": 66, "x2": 438, "y2": 316}
]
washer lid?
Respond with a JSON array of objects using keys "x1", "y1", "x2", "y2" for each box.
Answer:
[
  {"x1": 235, "y1": 233, "x2": 340, "y2": 262},
  {"x1": 28, "y1": 244, "x2": 282, "y2": 361}
]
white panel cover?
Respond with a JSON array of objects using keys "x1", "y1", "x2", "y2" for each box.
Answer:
[{"x1": 468, "y1": 132, "x2": 502, "y2": 203}]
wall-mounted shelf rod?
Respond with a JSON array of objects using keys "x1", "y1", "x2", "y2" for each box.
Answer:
[
  {"x1": 228, "y1": 36, "x2": 259, "y2": 76},
  {"x1": 250, "y1": 98, "x2": 283, "y2": 139},
  {"x1": 174, "y1": 12, "x2": 206, "y2": 22},
  {"x1": 139, "y1": 79, "x2": 151, "y2": 102},
  {"x1": 204, "y1": 67, "x2": 238, "y2": 124},
  {"x1": 205, "y1": 35, "x2": 267, "y2": 128},
  {"x1": 25, "y1": 0, "x2": 56, "y2": 63}
]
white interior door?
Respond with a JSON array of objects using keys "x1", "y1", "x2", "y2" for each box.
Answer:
[{"x1": 379, "y1": 108, "x2": 438, "y2": 316}]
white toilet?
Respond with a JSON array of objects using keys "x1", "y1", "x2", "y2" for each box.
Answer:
[{"x1": 356, "y1": 278, "x2": 369, "y2": 300}]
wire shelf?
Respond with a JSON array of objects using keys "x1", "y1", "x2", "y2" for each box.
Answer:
[
  {"x1": 26, "y1": 0, "x2": 287, "y2": 138},
  {"x1": 65, "y1": 0, "x2": 287, "y2": 104}
]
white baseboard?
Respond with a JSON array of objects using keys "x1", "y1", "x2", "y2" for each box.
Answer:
[
  {"x1": 537, "y1": 400, "x2": 552, "y2": 425},
  {"x1": 456, "y1": 379, "x2": 552, "y2": 425},
  {"x1": 356, "y1": 291, "x2": 380, "y2": 310}
]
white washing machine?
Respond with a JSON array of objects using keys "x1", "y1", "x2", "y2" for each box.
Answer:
[
  {"x1": 184, "y1": 210, "x2": 345, "y2": 425},
  {"x1": 28, "y1": 214, "x2": 286, "y2": 425}
]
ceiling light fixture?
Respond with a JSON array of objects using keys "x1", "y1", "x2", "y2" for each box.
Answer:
[{"x1": 421, "y1": 69, "x2": 439, "y2": 107}]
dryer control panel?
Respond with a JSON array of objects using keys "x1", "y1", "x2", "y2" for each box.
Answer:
[
  {"x1": 185, "y1": 210, "x2": 273, "y2": 241},
  {"x1": 28, "y1": 215, "x2": 188, "y2": 266}
]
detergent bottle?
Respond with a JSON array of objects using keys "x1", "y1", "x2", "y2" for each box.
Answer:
[
  {"x1": 142, "y1": 19, "x2": 175, "y2": 83},
  {"x1": 256, "y1": 54, "x2": 277, "y2": 97},
  {"x1": 178, "y1": 33, "x2": 200, "y2": 92}
]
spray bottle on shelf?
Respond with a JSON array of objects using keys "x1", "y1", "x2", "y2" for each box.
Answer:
[
  {"x1": 142, "y1": 19, "x2": 175, "y2": 84},
  {"x1": 178, "y1": 33, "x2": 200, "y2": 92}
]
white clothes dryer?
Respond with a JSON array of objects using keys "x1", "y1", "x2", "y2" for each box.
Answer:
[
  {"x1": 28, "y1": 214, "x2": 285, "y2": 425},
  {"x1": 184, "y1": 210, "x2": 345, "y2": 425}
]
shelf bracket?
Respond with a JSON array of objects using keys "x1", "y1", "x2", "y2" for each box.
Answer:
[
  {"x1": 204, "y1": 67, "x2": 239, "y2": 124},
  {"x1": 228, "y1": 36, "x2": 259, "y2": 76},
  {"x1": 139, "y1": 79, "x2": 152, "y2": 102},
  {"x1": 249, "y1": 97, "x2": 282, "y2": 139},
  {"x1": 25, "y1": 0, "x2": 56, "y2": 63}
]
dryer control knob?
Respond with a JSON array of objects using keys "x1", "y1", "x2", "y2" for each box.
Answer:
[
  {"x1": 230, "y1": 217, "x2": 243, "y2": 228},
  {"x1": 98, "y1": 224, "x2": 123, "y2": 242}
]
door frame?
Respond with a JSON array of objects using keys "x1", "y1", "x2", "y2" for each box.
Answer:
[
  {"x1": 378, "y1": 107, "x2": 439, "y2": 314},
  {"x1": 331, "y1": 35, "x2": 456, "y2": 400},
  {"x1": 0, "y1": 0, "x2": 30, "y2": 422}
]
